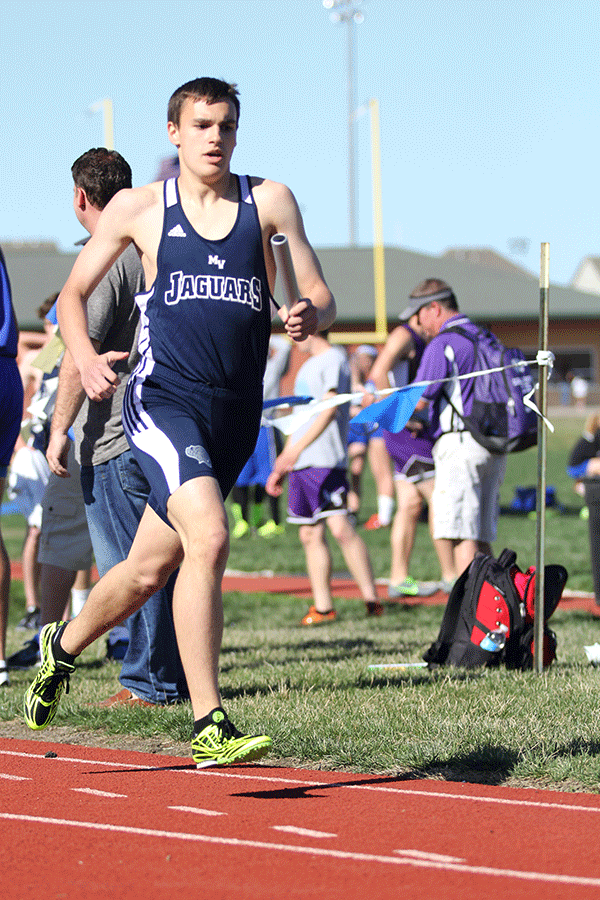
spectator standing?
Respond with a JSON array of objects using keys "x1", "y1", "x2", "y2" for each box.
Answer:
[
  {"x1": 8, "y1": 299, "x2": 95, "y2": 671},
  {"x1": 8, "y1": 296, "x2": 57, "y2": 629},
  {"x1": 364, "y1": 314, "x2": 456, "y2": 595},
  {"x1": 406, "y1": 279, "x2": 507, "y2": 577},
  {"x1": 267, "y1": 331, "x2": 382, "y2": 624},
  {"x1": 347, "y1": 344, "x2": 395, "y2": 528},
  {"x1": 567, "y1": 412, "x2": 600, "y2": 606},
  {"x1": 570, "y1": 374, "x2": 589, "y2": 410},
  {"x1": 46, "y1": 148, "x2": 187, "y2": 706}
]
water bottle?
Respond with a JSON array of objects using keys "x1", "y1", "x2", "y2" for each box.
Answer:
[{"x1": 480, "y1": 629, "x2": 507, "y2": 652}]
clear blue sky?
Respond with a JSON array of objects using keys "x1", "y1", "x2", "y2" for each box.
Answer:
[{"x1": 1, "y1": 0, "x2": 599, "y2": 286}]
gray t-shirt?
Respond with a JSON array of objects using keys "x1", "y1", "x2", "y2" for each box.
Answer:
[
  {"x1": 264, "y1": 335, "x2": 291, "y2": 401},
  {"x1": 292, "y1": 345, "x2": 350, "y2": 470},
  {"x1": 73, "y1": 243, "x2": 145, "y2": 466}
]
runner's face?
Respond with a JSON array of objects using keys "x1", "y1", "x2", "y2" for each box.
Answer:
[{"x1": 168, "y1": 97, "x2": 238, "y2": 180}]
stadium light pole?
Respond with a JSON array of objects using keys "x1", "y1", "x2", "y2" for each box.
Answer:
[
  {"x1": 322, "y1": 0, "x2": 364, "y2": 247},
  {"x1": 89, "y1": 99, "x2": 114, "y2": 150},
  {"x1": 331, "y1": 97, "x2": 387, "y2": 346}
]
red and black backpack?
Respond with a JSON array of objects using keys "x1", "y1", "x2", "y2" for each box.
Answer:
[{"x1": 423, "y1": 549, "x2": 568, "y2": 670}]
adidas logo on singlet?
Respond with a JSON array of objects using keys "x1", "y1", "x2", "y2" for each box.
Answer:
[{"x1": 168, "y1": 224, "x2": 187, "y2": 238}]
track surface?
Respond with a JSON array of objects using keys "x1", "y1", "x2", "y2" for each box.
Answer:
[
  {"x1": 3, "y1": 737, "x2": 600, "y2": 899},
  {"x1": 10, "y1": 561, "x2": 599, "y2": 610}
]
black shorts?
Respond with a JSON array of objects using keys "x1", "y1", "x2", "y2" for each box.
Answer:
[{"x1": 123, "y1": 363, "x2": 262, "y2": 524}]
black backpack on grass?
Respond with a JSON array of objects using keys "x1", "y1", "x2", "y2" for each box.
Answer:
[{"x1": 423, "y1": 549, "x2": 568, "y2": 670}]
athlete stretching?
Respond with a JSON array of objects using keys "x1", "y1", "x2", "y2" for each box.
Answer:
[{"x1": 24, "y1": 78, "x2": 336, "y2": 767}]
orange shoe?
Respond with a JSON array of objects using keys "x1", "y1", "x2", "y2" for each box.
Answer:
[
  {"x1": 301, "y1": 605, "x2": 337, "y2": 625},
  {"x1": 363, "y1": 513, "x2": 388, "y2": 530}
]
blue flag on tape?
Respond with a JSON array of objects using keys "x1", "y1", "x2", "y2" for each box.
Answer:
[
  {"x1": 263, "y1": 395, "x2": 312, "y2": 409},
  {"x1": 350, "y1": 383, "x2": 425, "y2": 433}
]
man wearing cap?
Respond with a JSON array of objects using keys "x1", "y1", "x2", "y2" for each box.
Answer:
[
  {"x1": 363, "y1": 306, "x2": 456, "y2": 596},
  {"x1": 405, "y1": 278, "x2": 506, "y2": 577}
]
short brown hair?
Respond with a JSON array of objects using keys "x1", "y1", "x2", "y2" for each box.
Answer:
[
  {"x1": 168, "y1": 77, "x2": 240, "y2": 127},
  {"x1": 71, "y1": 148, "x2": 132, "y2": 210}
]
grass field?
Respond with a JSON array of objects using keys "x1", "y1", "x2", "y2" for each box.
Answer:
[{"x1": 3, "y1": 413, "x2": 600, "y2": 792}]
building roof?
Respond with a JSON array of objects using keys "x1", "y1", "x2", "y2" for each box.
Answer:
[
  {"x1": 4, "y1": 240, "x2": 598, "y2": 332},
  {"x1": 3, "y1": 242, "x2": 78, "y2": 330},
  {"x1": 311, "y1": 245, "x2": 600, "y2": 324},
  {"x1": 441, "y1": 246, "x2": 534, "y2": 277}
]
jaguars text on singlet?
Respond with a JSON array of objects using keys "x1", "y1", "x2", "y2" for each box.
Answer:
[{"x1": 133, "y1": 175, "x2": 275, "y2": 394}]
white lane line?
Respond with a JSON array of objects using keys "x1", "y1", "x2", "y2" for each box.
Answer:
[
  {"x1": 3, "y1": 749, "x2": 600, "y2": 817},
  {"x1": 1, "y1": 812, "x2": 599, "y2": 888},
  {"x1": 71, "y1": 788, "x2": 127, "y2": 798},
  {"x1": 395, "y1": 849, "x2": 466, "y2": 863},
  {"x1": 169, "y1": 806, "x2": 225, "y2": 817},
  {"x1": 0, "y1": 773, "x2": 30, "y2": 781},
  {"x1": 272, "y1": 826, "x2": 337, "y2": 839}
]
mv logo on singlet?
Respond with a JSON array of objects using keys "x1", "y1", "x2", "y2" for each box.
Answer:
[{"x1": 164, "y1": 270, "x2": 263, "y2": 310}]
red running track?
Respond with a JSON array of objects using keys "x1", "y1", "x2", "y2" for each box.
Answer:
[
  {"x1": 10, "y1": 561, "x2": 599, "y2": 612},
  {"x1": 3, "y1": 737, "x2": 600, "y2": 899}
]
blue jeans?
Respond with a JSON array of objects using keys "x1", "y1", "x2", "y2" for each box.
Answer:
[{"x1": 81, "y1": 450, "x2": 187, "y2": 704}]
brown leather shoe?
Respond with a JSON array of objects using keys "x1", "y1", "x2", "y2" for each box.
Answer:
[{"x1": 96, "y1": 688, "x2": 155, "y2": 708}]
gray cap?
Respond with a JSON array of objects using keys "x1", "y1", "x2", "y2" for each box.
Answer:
[{"x1": 398, "y1": 287, "x2": 454, "y2": 321}]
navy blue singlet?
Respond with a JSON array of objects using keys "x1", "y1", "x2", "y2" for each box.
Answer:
[
  {"x1": 133, "y1": 175, "x2": 273, "y2": 395},
  {"x1": 122, "y1": 176, "x2": 274, "y2": 516}
]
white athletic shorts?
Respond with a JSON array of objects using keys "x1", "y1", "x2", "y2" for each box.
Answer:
[
  {"x1": 7, "y1": 446, "x2": 50, "y2": 528},
  {"x1": 431, "y1": 431, "x2": 506, "y2": 542}
]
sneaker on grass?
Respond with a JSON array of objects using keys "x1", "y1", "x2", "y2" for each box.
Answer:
[
  {"x1": 191, "y1": 708, "x2": 272, "y2": 769},
  {"x1": 301, "y1": 605, "x2": 337, "y2": 626},
  {"x1": 257, "y1": 519, "x2": 285, "y2": 538},
  {"x1": 8, "y1": 634, "x2": 40, "y2": 669},
  {"x1": 16, "y1": 609, "x2": 41, "y2": 631},
  {"x1": 232, "y1": 519, "x2": 250, "y2": 539},
  {"x1": 388, "y1": 576, "x2": 439, "y2": 598},
  {"x1": 23, "y1": 622, "x2": 74, "y2": 730}
]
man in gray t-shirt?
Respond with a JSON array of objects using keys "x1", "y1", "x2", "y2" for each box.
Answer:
[
  {"x1": 266, "y1": 331, "x2": 381, "y2": 625},
  {"x1": 47, "y1": 149, "x2": 186, "y2": 706},
  {"x1": 73, "y1": 242, "x2": 141, "y2": 467}
]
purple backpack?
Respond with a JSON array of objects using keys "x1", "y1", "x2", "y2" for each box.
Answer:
[{"x1": 444, "y1": 324, "x2": 538, "y2": 454}]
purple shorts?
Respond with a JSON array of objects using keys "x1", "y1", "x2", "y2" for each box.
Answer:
[
  {"x1": 383, "y1": 428, "x2": 435, "y2": 483},
  {"x1": 287, "y1": 467, "x2": 349, "y2": 524}
]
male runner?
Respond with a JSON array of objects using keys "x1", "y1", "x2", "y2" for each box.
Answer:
[{"x1": 24, "y1": 77, "x2": 336, "y2": 767}]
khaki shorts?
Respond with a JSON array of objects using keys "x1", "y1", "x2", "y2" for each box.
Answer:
[
  {"x1": 38, "y1": 445, "x2": 93, "y2": 571},
  {"x1": 431, "y1": 431, "x2": 506, "y2": 542}
]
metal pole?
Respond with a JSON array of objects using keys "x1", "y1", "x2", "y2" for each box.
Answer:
[
  {"x1": 102, "y1": 99, "x2": 114, "y2": 151},
  {"x1": 89, "y1": 99, "x2": 114, "y2": 150},
  {"x1": 534, "y1": 242, "x2": 550, "y2": 673},
  {"x1": 322, "y1": 1, "x2": 363, "y2": 247},
  {"x1": 369, "y1": 99, "x2": 387, "y2": 337},
  {"x1": 347, "y1": 18, "x2": 356, "y2": 245}
]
